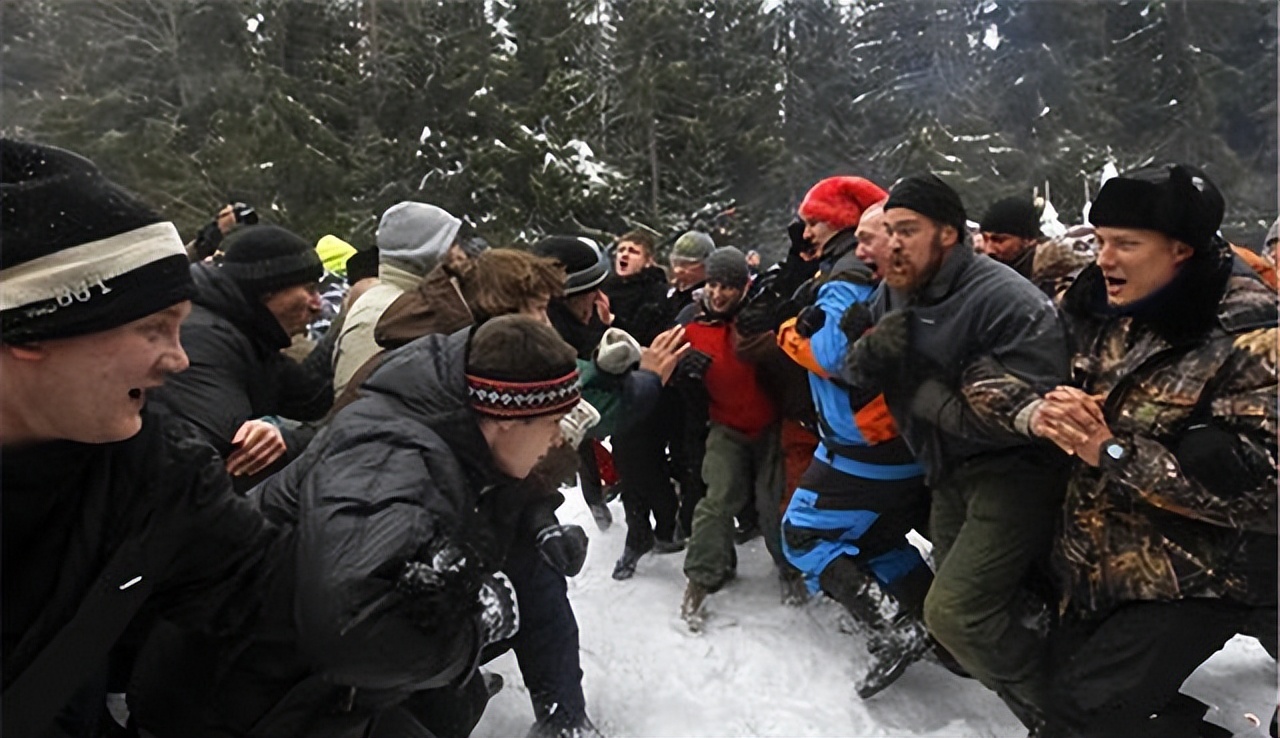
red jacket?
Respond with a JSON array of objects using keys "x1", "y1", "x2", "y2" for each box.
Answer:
[{"x1": 684, "y1": 317, "x2": 777, "y2": 438}]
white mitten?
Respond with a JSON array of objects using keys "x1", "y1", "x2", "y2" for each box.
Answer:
[
  {"x1": 595, "y1": 327, "x2": 642, "y2": 374},
  {"x1": 558, "y1": 399, "x2": 601, "y2": 448}
]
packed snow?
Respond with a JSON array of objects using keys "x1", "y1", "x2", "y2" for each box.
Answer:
[{"x1": 476, "y1": 485, "x2": 1277, "y2": 738}]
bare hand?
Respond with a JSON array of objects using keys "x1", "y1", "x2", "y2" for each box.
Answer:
[
  {"x1": 1031, "y1": 387, "x2": 1111, "y2": 465},
  {"x1": 594, "y1": 291, "x2": 614, "y2": 326},
  {"x1": 640, "y1": 326, "x2": 691, "y2": 385},
  {"x1": 227, "y1": 419, "x2": 287, "y2": 477}
]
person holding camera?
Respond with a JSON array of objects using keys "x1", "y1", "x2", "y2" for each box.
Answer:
[{"x1": 185, "y1": 200, "x2": 259, "y2": 262}]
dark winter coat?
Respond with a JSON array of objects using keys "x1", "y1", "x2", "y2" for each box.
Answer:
[
  {"x1": 548, "y1": 299, "x2": 608, "y2": 361},
  {"x1": 1053, "y1": 249, "x2": 1278, "y2": 617},
  {"x1": 149, "y1": 264, "x2": 332, "y2": 464},
  {"x1": 603, "y1": 266, "x2": 673, "y2": 345},
  {"x1": 860, "y1": 242, "x2": 1070, "y2": 486},
  {"x1": 227, "y1": 330, "x2": 534, "y2": 727},
  {"x1": 1, "y1": 410, "x2": 274, "y2": 738}
]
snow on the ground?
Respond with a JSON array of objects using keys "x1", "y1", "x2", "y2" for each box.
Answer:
[{"x1": 476, "y1": 487, "x2": 1277, "y2": 738}]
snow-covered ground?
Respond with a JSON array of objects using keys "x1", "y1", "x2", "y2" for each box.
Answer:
[{"x1": 476, "y1": 487, "x2": 1277, "y2": 738}]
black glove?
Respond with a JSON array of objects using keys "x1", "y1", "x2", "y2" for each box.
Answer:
[
  {"x1": 839, "y1": 303, "x2": 875, "y2": 344},
  {"x1": 794, "y1": 305, "x2": 826, "y2": 338},
  {"x1": 787, "y1": 218, "x2": 812, "y2": 258},
  {"x1": 231, "y1": 201, "x2": 259, "y2": 225},
  {"x1": 844, "y1": 309, "x2": 912, "y2": 391},
  {"x1": 477, "y1": 572, "x2": 520, "y2": 645},
  {"x1": 536, "y1": 523, "x2": 589, "y2": 577},
  {"x1": 190, "y1": 220, "x2": 223, "y2": 261},
  {"x1": 675, "y1": 349, "x2": 712, "y2": 385}
]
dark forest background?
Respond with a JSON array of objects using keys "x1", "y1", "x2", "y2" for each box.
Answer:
[{"x1": 3, "y1": 0, "x2": 1275, "y2": 259}]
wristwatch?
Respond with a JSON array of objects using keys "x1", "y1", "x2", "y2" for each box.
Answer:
[{"x1": 1099, "y1": 437, "x2": 1129, "y2": 470}]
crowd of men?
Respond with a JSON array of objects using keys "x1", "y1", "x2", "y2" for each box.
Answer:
[{"x1": 2, "y1": 135, "x2": 1276, "y2": 738}]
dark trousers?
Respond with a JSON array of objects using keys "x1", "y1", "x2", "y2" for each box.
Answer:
[
  {"x1": 922, "y1": 450, "x2": 1066, "y2": 699},
  {"x1": 489, "y1": 542, "x2": 586, "y2": 726},
  {"x1": 576, "y1": 440, "x2": 604, "y2": 507},
  {"x1": 404, "y1": 542, "x2": 586, "y2": 737},
  {"x1": 613, "y1": 406, "x2": 680, "y2": 549},
  {"x1": 1046, "y1": 599, "x2": 1272, "y2": 737}
]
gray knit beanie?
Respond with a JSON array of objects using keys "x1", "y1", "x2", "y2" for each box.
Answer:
[
  {"x1": 704, "y1": 246, "x2": 749, "y2": 288},
  {"x1": 670, "y1": 230, "x2": 715, "y2": 263},
  {"x1": 376, "y1": 201, "x2": 462, "y2": 276}
]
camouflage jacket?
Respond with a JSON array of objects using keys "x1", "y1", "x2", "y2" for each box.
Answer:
[{"x1": 1054, "y1": 255, "x2": 1278, "y2": 618}]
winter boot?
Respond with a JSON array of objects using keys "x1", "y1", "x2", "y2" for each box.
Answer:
[
  {"x1": 611, "y1": 545, "x2": 645, "y2": 580},
  {"x1": 681, "y1": 580, "x2": 710, "y2": 632},
  {"x1": 856, "y1": 616, "x2": 932, "y2": 698},
  {"x1": 779, "y1": 567, "x2": 809, "y2": 606},
  {"x1": 653, "y1": 526, "x2": 687, "y2": 554},
  {"x1": 588, "y1": 500, "x2": 612, "y2": 531}
]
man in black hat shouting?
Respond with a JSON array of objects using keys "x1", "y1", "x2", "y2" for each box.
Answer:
[
  {"x1": 839, "y1": 173, "x2": 1071, "y2": 726},
  {"x1": 0, "y1": 139, "x2": 275, "y2": 736}
]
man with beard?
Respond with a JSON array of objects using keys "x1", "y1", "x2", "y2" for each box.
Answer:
[{"x1": 840, "y1": 174, "x2": 1071, "y2": 726}]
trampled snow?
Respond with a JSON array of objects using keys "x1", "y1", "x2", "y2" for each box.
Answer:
[{"x1": 476, "y1": 485, "x2": 1277, "y2": 738}]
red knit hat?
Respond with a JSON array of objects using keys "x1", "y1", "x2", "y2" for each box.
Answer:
[{"x1": 798, "y1": 176, "x2": 889, "y2": 231}]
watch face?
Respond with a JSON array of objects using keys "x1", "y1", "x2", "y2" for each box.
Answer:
[{"x1": 1106, "y1": 442, "x2": 1125, "y2": 460}]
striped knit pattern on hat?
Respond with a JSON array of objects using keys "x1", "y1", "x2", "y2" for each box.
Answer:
[
  {"x1": 466, "y1": 369, "x2": 581, "y2": 419},
  {"x1": 1, "y1": 139, "x2": 194, "y2": 344}
]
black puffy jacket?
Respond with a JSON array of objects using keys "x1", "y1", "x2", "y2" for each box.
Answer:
[
  {"x1": 1, "y1": 410, "x2": 274, "y2": 738},
  {"x1": 149, "y1": 264, "x2": 332, "y2": 465},
  {"x1": 252, "y1": 328, "x2": 518, "y2": 699}
]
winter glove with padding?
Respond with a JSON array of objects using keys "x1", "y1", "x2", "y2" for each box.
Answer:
[
  {"x1": 558, "y1": 399, "x2": 601, "y2": 448},
  {"x1": 477, "y1": 572, "x2": 520, "y2": 645},
  {"x1": 673, "y1": 348, "x2": 712, "y2": 385},
  {"x1": 843, "y1": 309, "x2": 912, "y2": 392},
  {"x1": 839, "y1": 303, "x2": 875, "y2": 344},
  {"x1": 794, "y1": 305, "x2": 826, "y2": 338},
  {"x1": 594, "y1": 328, "x2": 642, "y2": 375},
  {"x1": 536, "y1": 523, "x2": 590, "y2": 577}
]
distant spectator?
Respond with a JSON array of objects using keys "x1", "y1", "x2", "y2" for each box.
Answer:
[{"x1": 186, "y1": 200, "x2": 258, "y2": 262}]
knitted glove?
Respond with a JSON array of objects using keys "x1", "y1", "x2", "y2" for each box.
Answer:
[
  {"x1": 477, "y1": 572, "x2": 520, "y2": 645},
  {"x1": 595, "y1": 328, "x2": 642, "y2": 375},
  {"x1": 558, "y1": 399, "x2": 601, "y2": 448},
  {"x1": 536, "y1": 523, "x2": 590, "y2": 577}
]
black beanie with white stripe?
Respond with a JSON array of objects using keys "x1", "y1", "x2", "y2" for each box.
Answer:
[{"x1": 1, "y1": 139, "x2": 194, "y2": 344}]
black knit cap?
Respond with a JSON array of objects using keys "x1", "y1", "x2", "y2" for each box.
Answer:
[
  {"x1": 884, "y1": 173, "x2": 968, "y2": 236},
  {"x1": 1, "y1": 139, "x2": 194, "y2": 344},
  {"x1": 220, "y1": 224, "x2": 323, "y2": 298},
  {"x1": 466, "y1": 314, "x2": 581, "y2": 419},
  {"x1": 531, "y1": 235, "x2": 609, "y2": 296},
  {"x1": 1089, "y1": 164, "x2": 1223, "y2": 253},
  {"x1": 980, "y1": 197, "x2": 1041, "y2": 239}
]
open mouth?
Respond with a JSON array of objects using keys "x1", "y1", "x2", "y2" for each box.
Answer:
[
  {"x1": 1104, "y1": 275, "x2": 1127, "y2": 294},
  {"x1": 618, "y1": 257, "x2": 630, "y2": 272},
  {"x1": 129, "y1": 388, "x2": 143, "y2": 401}
]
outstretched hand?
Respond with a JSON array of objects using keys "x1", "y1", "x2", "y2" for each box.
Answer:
[{"x1": 640, "y1": 325, "x2": 691, "y2": 385}]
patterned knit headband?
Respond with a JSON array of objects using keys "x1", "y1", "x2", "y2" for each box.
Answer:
[{"x1": 466, "y1": 369, "x2": 581, "y2": 419}]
